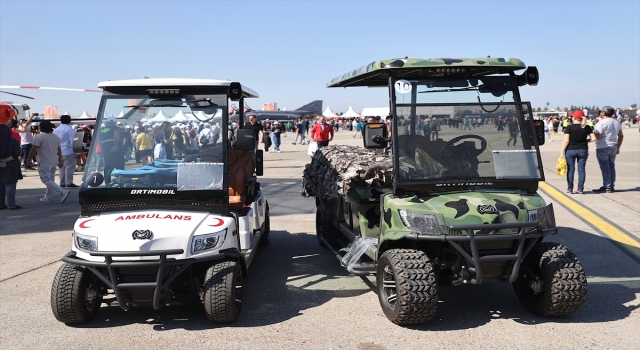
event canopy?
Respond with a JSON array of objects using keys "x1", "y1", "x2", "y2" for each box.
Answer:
[
  {"x1": 78, "y1": 111, "x2": 92, "y2": 119},
  {"x1": 342, "y1": 106, "x2": 360, "y2": 118},
  {"x1": 170, "y1": 109, "x2": 189, "y2": 122},
  {"x1": 322, "y1": 106, "x2": 339, "y2": 119},
  {"x1": 116, "y1": 111, "x2": 125, "y2": 119},
  {"x1": 148, "y1": 110, "x2": 170, "y2": 122}
]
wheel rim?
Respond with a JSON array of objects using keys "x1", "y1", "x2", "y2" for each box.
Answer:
[
  {"x1": 518, "y1": 265, "x2": 544, "y2": 297},
  {"x1": 381, "y1": 264, "x2": 397, "y2": 310},
  {"x1": 85, "y1": 283, "x2": 99, "y2": 312}
]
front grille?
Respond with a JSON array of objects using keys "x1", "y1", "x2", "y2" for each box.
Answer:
[{"x1": 82, "y1": 199, "x2": 226, "y2": 215}]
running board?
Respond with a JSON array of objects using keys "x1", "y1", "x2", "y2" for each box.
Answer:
[{"x1": 318, "y1": 235, "x2": 376, "y2": 276}]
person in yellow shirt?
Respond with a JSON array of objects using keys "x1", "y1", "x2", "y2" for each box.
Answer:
[{"x1": 136, "y1": 129, "x2": 154, "y2": 165}]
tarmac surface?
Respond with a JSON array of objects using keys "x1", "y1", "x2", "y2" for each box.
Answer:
[{"x1": 1, "y1": 125, "x2": 639, "y2": 349}]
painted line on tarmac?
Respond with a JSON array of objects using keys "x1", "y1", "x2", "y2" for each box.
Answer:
[
  {"x1": 539, "y1": 182, "x2": 640, "y2": 261},
  {"x1": 0, "y1": 260, "x2": 60, "y2": 283}
]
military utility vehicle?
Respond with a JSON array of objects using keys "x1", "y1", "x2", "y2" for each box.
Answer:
[
  {"x1": 313, "y1": 58, "x2": 587, "y2": 325},
  {"x1": 51, "y1": 79, "x2": 269, "y2": 324}
]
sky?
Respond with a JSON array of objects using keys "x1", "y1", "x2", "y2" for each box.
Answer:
[{"x1": 1, "y1": 0, "x2": 638, "y2": 116}]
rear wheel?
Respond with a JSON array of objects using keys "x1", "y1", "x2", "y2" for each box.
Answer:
[
  {"x1": 513, "y1": 242, "x2": 587, "y2": 316},
  {"x1": 377, "y1": 249, "x2": 438, "y2": 325},
  {"x1": 315, "y1": 209, "x2": 327, "y2": 247},
  {"x1": 203, "y1": 259, "x2": 243, "y2": 323},
  {"x1": 50, "y1": 263, "x2": 102, "y2": 324}
]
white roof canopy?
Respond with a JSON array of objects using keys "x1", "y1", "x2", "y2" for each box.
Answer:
[
  {"x1": 170, "y1": 109, "x2": 188, "y2": 122},
  {"x1": 148, "y1": 110, "x2": 170, "y2": 122},
  {"x1": 322, "y1": 106, "x2": 339, "y2": 118},
  {"x1": 116, "y1": 111, "x2": 125, "y2": 119},
  {"x1": 342, "y1": 106, "x2": 360, "y2": 118},
  {"x1": 78, "y1": 111, "x2": 92, "y2": 119}
]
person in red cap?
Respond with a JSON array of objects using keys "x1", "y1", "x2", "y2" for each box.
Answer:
[{"x1": 559, "y1": 110, "x2": 595, "y2": 194}]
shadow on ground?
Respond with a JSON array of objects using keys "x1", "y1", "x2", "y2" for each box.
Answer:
[{"x1": 64, "y1": 225, "x2": 639, "y2": 331}]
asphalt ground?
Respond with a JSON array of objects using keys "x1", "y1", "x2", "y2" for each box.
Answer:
[{"x1": 1, "y1": 126, "x2": 639, "y2": 349}]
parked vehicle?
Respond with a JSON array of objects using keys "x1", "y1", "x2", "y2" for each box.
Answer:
[
  {"x1": 312, "y1": 58, "x2": 587, "y2": 325},
  {"x1": 51, "y1": 78, "x2": 270, "y2": 324}
]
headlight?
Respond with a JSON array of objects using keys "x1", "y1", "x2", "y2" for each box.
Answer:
[
  {"x1": 399, "y1": 210, "x2": 442, "y2": 235},
  {"x1": 191, "y1": 230, "x2": 226, "y2": 254},
  {"x1": 74, "y1": 232, "x2": 98, "y2": 252}
]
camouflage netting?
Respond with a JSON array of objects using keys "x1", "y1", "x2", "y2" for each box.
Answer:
[{"x1": 302, "y1": 145, "x2": 392, "y2": 199}]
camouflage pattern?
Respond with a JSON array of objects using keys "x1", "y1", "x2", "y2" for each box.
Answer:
[
  {"x1": 327, "y1": 57, "x2": 527, "y2": 88},
  {"x1": 377, "y1": 191, "x2": 548, "y2": 257},
  {"x1": 352, "y1": 202, "x2": 381, "y2": 239},
  {"x1": 345, "y1": 187, "x2": 391, "y2": 202}
]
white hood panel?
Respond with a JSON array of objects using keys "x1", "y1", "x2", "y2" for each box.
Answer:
[{"x1": 73, "y1": 210, "x2": 235, "y2": 261}]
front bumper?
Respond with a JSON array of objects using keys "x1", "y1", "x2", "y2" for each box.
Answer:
[
  {"x1": 62, "y1": 248, "x2": 241, "y2": 311},
  {"x1": 406, "y1": 222, "x2": 557, "y2": 284}
]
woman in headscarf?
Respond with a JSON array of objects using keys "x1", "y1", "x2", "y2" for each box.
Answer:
[{"x1": 0, "y1": 124, "x2": 23, "y2": 209}]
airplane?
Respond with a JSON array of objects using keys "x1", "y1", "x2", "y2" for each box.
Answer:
[{"x1": 231, "y1": 100, "x2": 322, "y2": 123}]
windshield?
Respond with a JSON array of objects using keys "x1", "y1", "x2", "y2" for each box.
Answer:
[
  {"x1": 82, "y1": 94, "x2": 228, "y2": 191},
  {"x1": 393, "y1": 77, "x2": 542, "y2": 184}
]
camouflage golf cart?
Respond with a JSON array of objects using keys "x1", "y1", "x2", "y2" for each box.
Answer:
[{"x1": 308, "y1": 58, "x2": 587, "y2": 325}]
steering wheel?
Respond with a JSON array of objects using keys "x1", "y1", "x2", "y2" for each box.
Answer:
[{"x1": 441, "y1": 135, "x2": 487, "y2": 158}]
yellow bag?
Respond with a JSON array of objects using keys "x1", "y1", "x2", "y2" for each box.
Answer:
[{"x1": 556, "y1": 157, "x2": 567, "y2": 176}]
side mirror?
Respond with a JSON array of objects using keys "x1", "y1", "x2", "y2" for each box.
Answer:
[
  {"x1": 363, "y1": 123, "x2": 388, "y2": 149},
  {"x1": 533, "y1": 120, "x2": 545, "y2": 146},
  {"x1": 72, "y1": 131, "x2": 87, "y2": 153},
  {"x1": 232, "y1": 128, "x2": 256, "y2": 151}
]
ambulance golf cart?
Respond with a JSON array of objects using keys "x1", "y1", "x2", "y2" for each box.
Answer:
[
  {"x1": 312, "y1": 58, "x2": 587, "y2": 325},
  {"x1": 51, "y1": 79, "x2": 270, "y2": 324}
]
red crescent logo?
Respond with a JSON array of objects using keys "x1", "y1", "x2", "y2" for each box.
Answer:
[
  {"x1": 79, "y1": 219, "x2": 95, "y2": 229},
  {"x1": 208, "y1": 218, "x2": 224, "y2": 227}
]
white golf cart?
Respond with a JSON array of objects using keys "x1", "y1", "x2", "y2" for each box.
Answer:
[{"x1": 51, "y1": 79, "x2": 269, "y2": 324}]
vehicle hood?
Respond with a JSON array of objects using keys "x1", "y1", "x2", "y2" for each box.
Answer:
[
  {"x1": 421, "y1": 191, "x2": 546, "y2": 227},
  {"x1": 73, "y1": 210, "x2": 234, "y2": 259}
]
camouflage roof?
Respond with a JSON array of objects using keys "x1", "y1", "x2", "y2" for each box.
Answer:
[{"x1": 327, "y1": 57, "x2": 527, "y2": 88}]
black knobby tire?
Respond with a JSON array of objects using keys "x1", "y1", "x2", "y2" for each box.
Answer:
[
  {"x1": 259, "y1": 204, "x2": 270, "y2": 247},
  {"x1": 203, "y1": 259, "x2": 243, "y2": 323},
  {"x1": 50, "y1": 263, "x2": 102, "y2": 324},
  {"x1": 316, "y1": 209, "x2": 340, "y2": 248},
  {"x1": 513, "y1": 242, "x2": 587, "y2": 317},
  {"x1": 376, "y1": 249, "x2": 438, "y2": 325}
]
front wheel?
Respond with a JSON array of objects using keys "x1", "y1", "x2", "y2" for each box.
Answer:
[
  {"x1": 377, "y1": 249, "x2": 438, "y2": 325},
  {"x1": 203, "y1": 259, "x2": 243, "y2": 323},
  {"x1": 50, "y1": 263, "x2": 102, "y2": 324},
  {"x1": 513, "y1": 242, "x2": 587, "y2": 316}
]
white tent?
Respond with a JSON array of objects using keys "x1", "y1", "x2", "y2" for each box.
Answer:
[
  {"x1": 322, "y1": 106, "x2": 339, "y2": 119},
  {"x1": 342, "y1": 106, "x2": 360, "y2": 118},
  {"x1": 78, "y1": 111, "x2": 92, "y2": 119},
  {"x1": 116, "y1": 110, "x2": 125, "y2": 119},
  {"x1": 170, "y1": 109, "x2": 188, "y2": 122},
  {"x1": 148, "y1": 110, "x2": 170, "y2": 122}
]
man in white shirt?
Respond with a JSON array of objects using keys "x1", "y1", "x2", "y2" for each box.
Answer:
[
  {"x1": 15, "y1": 113, "x2": 36, "y2": 168},
  {"x1": 53, "y1": 115, "x2": 78, "y2": 188},
  {"x1": 593, "y1": 106, "x2": 624, "y2": 193}
]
